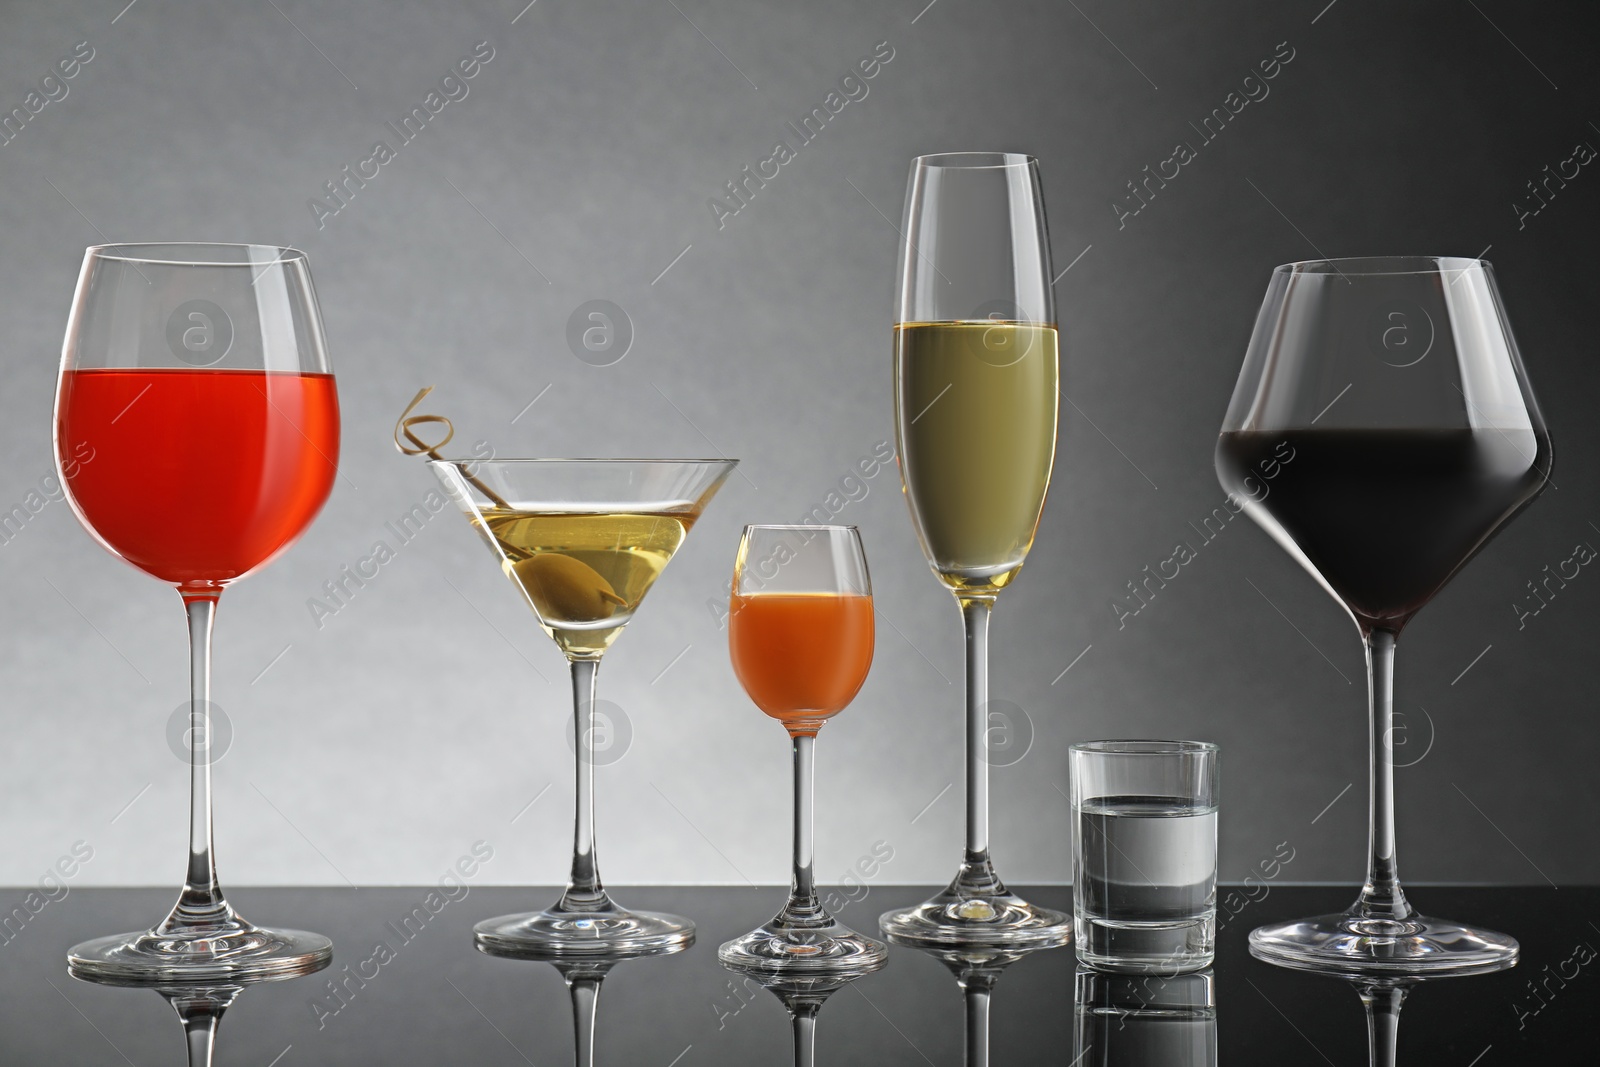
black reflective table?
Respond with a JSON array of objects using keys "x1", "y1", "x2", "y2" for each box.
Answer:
[{"x1": 1, "y1": 884, "x2": 1586, "y2": 1063}]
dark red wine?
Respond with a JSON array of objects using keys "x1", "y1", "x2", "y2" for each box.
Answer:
[{"x1": 1216, "y1": 428, "x2": 1549, "y2": 631}]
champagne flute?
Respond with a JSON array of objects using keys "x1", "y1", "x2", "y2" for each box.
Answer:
[
  {"x1": 1216, "y1": 256, "x2": 1550, "y2": 974},
  {"x1": 56, "y1": 243, "x2": 339, "y2": 979},
  {"x1": 878, "y1": 153, "x2": 1071, "y2": 947},
  {"x1": 719, "y1": 525, "x2": 888, "y2": 971}
]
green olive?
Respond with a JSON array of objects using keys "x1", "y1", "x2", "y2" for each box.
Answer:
[{"x1": 511, "y1": 553, "x2": 627, "y2": 623}]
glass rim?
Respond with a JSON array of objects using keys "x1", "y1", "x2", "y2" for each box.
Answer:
[
  {"x1": 86, "y1": 242, "x2": 308, "y2": 267},
  {"x1": 911, "y1": 151, "x2": 1037, "y2": 170},
  {"x1": 741, "y1": 523, "x2": 859, "y2": 533},
  {"x1": 1274, "y1": 255, "x2": 1491, "y2": 277},
  {"x1": 1071, "y1": 739, "x2": 1218, "y2": 756},
  {"x1": 426, "y1": 457, "x2": 738, "y2": 467}
]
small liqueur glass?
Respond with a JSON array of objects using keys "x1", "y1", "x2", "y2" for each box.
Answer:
[{"x1": 718, "y1": 525, "x2": 888, "y2": 972}]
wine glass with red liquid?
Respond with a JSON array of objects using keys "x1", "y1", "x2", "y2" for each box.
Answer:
[
  {"x1": 1217, "y1": 256, "x2": 1551, "y2": 975},
  {"x1": 55, "y1": 244, "x2": 339, "y2": 980}
]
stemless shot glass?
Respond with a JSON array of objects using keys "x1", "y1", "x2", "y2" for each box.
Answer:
[
  {"x1": 1071, "y1": 741, "x2": 1218, "y2": 974},
  {"x1": 719, "y1": 525, "x2": 888, "y2": 972}
]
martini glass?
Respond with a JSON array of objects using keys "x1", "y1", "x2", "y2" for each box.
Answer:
[{"x1": 431, "y1": 458, "x2": 736, "y2": 954}]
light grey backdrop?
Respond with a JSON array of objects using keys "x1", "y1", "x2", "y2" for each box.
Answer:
[{"x1": 1, "y1": 0, "x2": 1595, "y2": 889}]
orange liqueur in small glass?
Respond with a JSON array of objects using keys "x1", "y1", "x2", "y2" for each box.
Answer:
[{"x1": 729, "y1": 592, "x2": 874, "y2": 735}]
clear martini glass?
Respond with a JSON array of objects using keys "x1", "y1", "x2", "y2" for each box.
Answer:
[{"x1": 431, "y1": 458, "x2": 737, "y2": 954}]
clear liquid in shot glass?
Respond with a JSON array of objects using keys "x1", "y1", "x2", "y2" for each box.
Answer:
[{"x1": 1075, "y1": 795, "x2": 1218, "y2": 973}]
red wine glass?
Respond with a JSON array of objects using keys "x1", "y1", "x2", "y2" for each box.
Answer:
[
  {"x1": 56, "y1": 243, "x2": 339, "y2": 980},
  {"x1": 1217, "y1": 256, "x2": 1550, "y2": 975}
]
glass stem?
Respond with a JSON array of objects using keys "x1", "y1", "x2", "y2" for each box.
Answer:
[
  {"x1": 790, "y1": 733, "x2": 819, "y2": 914},
  {"x1": 1356, "y1": 629, "x2": 1410, "y2": 920},
  {"x1": 162, "y1": 596, "x2": 231, "y2": 931},
  {"x1": 790, "y1": 1005, "x2": 818, "y2": 1067},
  {"x1": 560, "y1": 658, "x2": 609, "y2": 912},
  {"x1": 955, "y1": 596, "x2": 1003, "y2": 897}
]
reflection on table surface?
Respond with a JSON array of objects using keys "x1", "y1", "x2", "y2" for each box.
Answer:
[
  {"x1": 1074, "y1": 968, "x2": 1217, "y2": 1067},
  {"x1": 68, "y1": 952, "x2": 328, "y2": 1067},
  {"x1": 3, "y1": 886, "x2": 1588, "y2": 1063}
]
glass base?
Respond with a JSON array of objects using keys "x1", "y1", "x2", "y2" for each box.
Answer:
[
  {"x1": 1248, "y1": 910, "x2": 1519, "y2": 977},
  {"x1": 1076, "y1": 913, "x2": 1215, "y2": 974},
  {"x1": 474, "y1": 901, "x2": 695, "y2": 958},
  {"x1": 719, "y1": 912, "x2": 888, "y2": 974},
  {"x1": 68, "y1": 922, "x2": 332, "y2": 983},
  {"x1": 879, "y1": 880, "x2": 1071, "y2": 948}
]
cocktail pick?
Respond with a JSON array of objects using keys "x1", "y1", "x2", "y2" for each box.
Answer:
[
  {"x1": 393, "y1": 386, "x2": 510, "y2": 509},
  {"x1": 396, "y1": 388, "x2": 625, "y2": 619}
]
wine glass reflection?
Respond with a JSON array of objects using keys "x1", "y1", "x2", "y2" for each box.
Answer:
[
  {"x1": 476, "y1": 933, "x2": 691, "y2": 1066},
  {"x1": 1355, "y1": 978, "x2": 1414, "y2": 1067},
  {"x1": 69, "y1": 953, "x2": 326, "y2": 1066},
  {"x1": 887, "y1": 936, "x2": 1053, "y2": 1067},
  {"x1": 720, "y1": 955, "x2": 886, "y2": 1067},
  {"x1": 1309, "y1": 955, "x2": 1512, "y2": 1067}
]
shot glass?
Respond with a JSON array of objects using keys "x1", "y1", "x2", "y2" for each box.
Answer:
[{"x1": 1071, "y1": 740, "x2": 1219, "y2": 973}]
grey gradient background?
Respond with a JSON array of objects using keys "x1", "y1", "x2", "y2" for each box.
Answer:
[{"x1": 0, "y1": 0, "x2": 1596, "y2": 890}]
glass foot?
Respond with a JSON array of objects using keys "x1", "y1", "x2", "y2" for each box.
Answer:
[
  {"x1": 1076, "y1": 913, "x2": 1215, "y2": 974},
  {"x1": 474, "y1": 900, "x2": 695, "y2": 957},
  {"x1": 68, "y1": 922, "x2": 332, "y2": 983},
  {"x1": 1249, "y1": 911, "x2": 1519, "y2": 977},
  {"x1": 879, "y1": 880, "x2": 1071, "y2": 948},
  {"x1": 719, "y1": 913, "x2": 888, "y2": 973}
]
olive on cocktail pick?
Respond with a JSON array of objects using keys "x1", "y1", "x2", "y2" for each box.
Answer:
[
  {"x1": 512, "y1": 553, "x2": 628, "y2": 623},
  {"x1": 391, "y1": 388, "x2": 628, "y2": 625}
]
